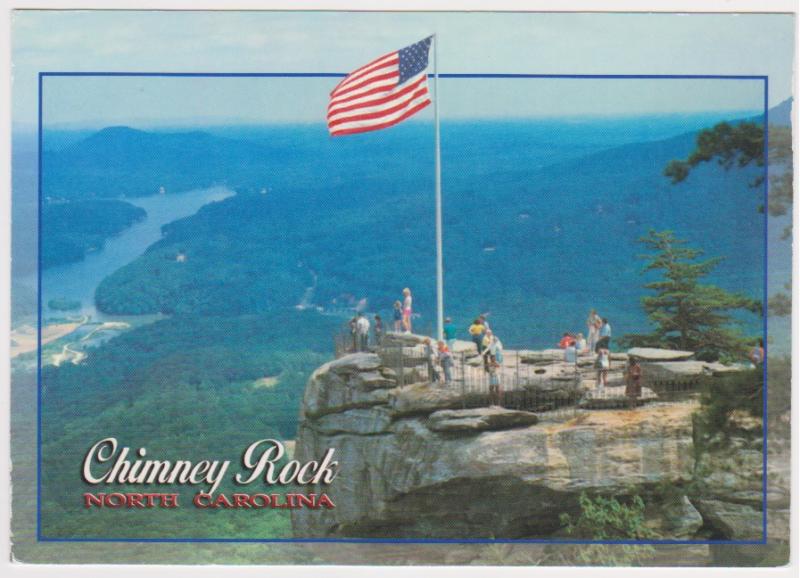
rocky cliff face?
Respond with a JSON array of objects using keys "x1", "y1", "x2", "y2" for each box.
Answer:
[{"x1": 292, "y1": 334, "x2": 780, "y2": 543}]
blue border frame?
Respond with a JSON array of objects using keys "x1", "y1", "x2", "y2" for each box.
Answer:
[{"x1": 36, "y1": 71, "x2": 770, "y2": 545}]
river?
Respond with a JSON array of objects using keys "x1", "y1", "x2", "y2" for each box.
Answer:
[{"x1": 27, "y1": 186, "x2": 234, "y2": 321}]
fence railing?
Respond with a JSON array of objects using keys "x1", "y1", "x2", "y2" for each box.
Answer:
[{"x1": 333, "y1": 327, "x2": 703, "y2": 419}]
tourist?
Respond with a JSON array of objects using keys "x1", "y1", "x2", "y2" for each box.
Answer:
[
  {"x1": 595, "y1": 346, "x2": 610, "y2": 391},
  {"x1": 443, "y1": 317, "x2": 457, "y2": 349},
  {"x1": 438, "y1": 340, "x2": 454, "y2": 385},
  {"x1": 575, "y1": 332, "x2": 587, "y2": 353},
  {"x1": 402, "y1": 288, "x2": 413, "y2": 333},
  {"x1": 625, "y1": 358, "x2": 643, "y2": 409},
  {"x1": 587, "y1": 309, "x2": 602, "y2": 353},
  {"x1": 750, "y1": 339, "x2": 765, "y2": 366},
  {"x1": 424, "y1": 338, "x2": 440, "y2": 383},
  {"x1": 487, "y1": 361, "x2": 502, "y2": 406},
  {"x1": 564, "y1": 341, "x2": 577, "y2": 364},
  {"x1": 558, "y1": 332, "x2": 576, "y2": 349},
  {"x1": 355, "y1": 312, "x2": 370, "y2": 352},
  {"x1": 597, "y1": 317, "x2": 611, "y2": 349},
  {"x1": 482, "y1": 329, "x2": 504, "y2": 368},
  {"x1": 373, "y1": 314, "x2": 383, "y2": 346},
  {"x1": 349, "y1": 315, "x2": 358, "y2": 352},
  {"x1": 469, "y1": 318, "x2": 486, "y2": 354},
  {"x1": 392, "y1": 301, "x2": 403, "y2": 332},
  {"x1": 478, "y1": 314, "x2": 491, "y2": 332}
]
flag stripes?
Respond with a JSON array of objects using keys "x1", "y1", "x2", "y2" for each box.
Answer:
[{"x1": 327, "y1": 37, "x2": 432, "y2": 136}]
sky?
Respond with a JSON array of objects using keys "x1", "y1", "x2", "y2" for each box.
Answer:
[{"x1": 11, "y1": 10, "x2": 796, "y2": 128}]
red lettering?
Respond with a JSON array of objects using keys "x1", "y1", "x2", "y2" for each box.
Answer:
[
  {"x1": 214, "y1": 493, "x2": 234, "y2": 509},
  {"x1": 161, "y1": 494, "x2": 179, "y2": 508},
  {"x1": 83, "y1": 493, "x2": 103, "y2": 508},
  {"x1": 233, "y1": 494, "x2": 251, "y2": 508},
  {"x1": 127, "y1": 493, "x2": 144, "y2": 508},
  {"x1": 251, "y1": 494, "x2": 271, "y2": 507},
  {"x1": 193, "y1": 492, "x2": 212, "y2": 508},
  {"x1": 295, "y1": 493, "x2": 316, "y2": 508},
  {"x1": 317, "y1": 494, "x2": 335, "y2": 509}
]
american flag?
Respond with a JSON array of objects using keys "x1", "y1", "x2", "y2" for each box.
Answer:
[{"x1": 327, "y1": 37, "x2": 432, "y2": 136}]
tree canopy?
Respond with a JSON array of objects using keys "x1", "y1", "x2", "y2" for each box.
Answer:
[
  {"x1": 664, "y1": 120, "x2": 792, "y2": 315},
  {"x1": 620, "y1": 230, "x2": 760, "y2": 360}
]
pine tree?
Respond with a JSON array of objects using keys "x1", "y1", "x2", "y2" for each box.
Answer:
[
  {"x1": 665, "y1": 120, "x2": 792, "y2": 315},
  {"x1": 621, "y1": 230, "x2": 761, "y2": 360}
]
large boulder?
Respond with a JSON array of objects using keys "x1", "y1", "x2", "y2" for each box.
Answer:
[
  {"x1": 427, "y1": 407, "x2": 538, "y2": 432},
  {"x1": 627, "y1": 347, "x2": 694, "y2": 361},
  {"x1": 389, "y1": 382, "x2": 466, "y2": 417}
]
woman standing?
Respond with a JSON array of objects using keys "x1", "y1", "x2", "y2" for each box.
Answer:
[
  {"x1": 469, "y1": 318, "x2": 486, "y2": 354},
  {"x1": 402, "y1": 288, "x2": 413, "y2": 333},
  {"x1": 482, "y1": 329, "x2": 504, "y2": 368},
  {"x1": 587, "y1": 309, "x2": 601, "y2": 353},
  {"x1": 625, "y1": 358, "x2": 643, "y2": 409}
]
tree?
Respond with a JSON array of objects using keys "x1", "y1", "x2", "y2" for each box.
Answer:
[
  {"x1": 620, "y1": 230, "x2": 760, "y2": 360},
  {"x1": 665, "y1": 120, "x2": 793, "y2": 315}
]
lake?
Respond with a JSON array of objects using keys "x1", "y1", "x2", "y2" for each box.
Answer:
[{"x1": 18, "y1": 186, "x2": 233, "y2": 321}]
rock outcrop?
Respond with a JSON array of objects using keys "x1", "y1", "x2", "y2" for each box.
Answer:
[
  {"x1": 292, "y1": 337, "x2": 776, "y2": 543},
  {"x1": 292, "y1": 343, "x2": 697, "y2": 539}
]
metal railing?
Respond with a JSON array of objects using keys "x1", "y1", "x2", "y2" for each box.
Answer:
[{"x1": 332, "y1": 326, "x2": 703, "y2": 419}]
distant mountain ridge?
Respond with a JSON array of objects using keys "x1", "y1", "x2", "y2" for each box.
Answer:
[
  {"x1": 41, "y1": 102, "x2": 789, "y2": 201},
  {"x1": 91, "y1": 110, "x2": 767, "y2": 348}
]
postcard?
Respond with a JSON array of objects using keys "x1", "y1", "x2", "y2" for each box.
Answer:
[{"x1": 7, "y1": 5, "x2": 796, "y2": 569}]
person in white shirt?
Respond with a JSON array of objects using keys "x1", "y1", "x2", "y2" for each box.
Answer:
[
  {"x1": 481, "y1": 330, "x2": 504, "y2": 370},
  {"x1": 355, "y1": 312, "x2": 370, "y2": 351},
  {"x1": 575, "y1": 332, "x2": 588, "y2": 353}
]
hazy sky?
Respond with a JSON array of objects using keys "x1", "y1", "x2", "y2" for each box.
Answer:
[{"x1": 12, "y1": 10, "x2": 795, "y2": 128}]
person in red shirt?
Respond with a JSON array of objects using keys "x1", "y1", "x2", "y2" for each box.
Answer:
[{"x1": 558, "y1": 333, "x2": 576, "y2": 349}]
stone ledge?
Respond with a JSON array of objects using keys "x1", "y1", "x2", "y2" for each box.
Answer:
[{"x1": 427, "y1": 407, "x2": 539, "y2": 432}]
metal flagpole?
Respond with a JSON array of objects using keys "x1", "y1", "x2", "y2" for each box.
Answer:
[{"x1": 433, "y1": 34, "x2": 444, "y2": 341}]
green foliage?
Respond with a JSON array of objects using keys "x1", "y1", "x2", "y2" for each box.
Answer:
[
  {"x1": 40, "y1": 310, "x2": 340, "y2": 538},
  {"x1": 41, "y1": 200, "x2": 146, "y2": 269},
  {"x1": 619, "y1": 230, "x2": 760, "y2": 360},
  {"x1": 558, "y1": 492, "x2": 656, "y2": 565},
  {"x1": 665, "y1": 121, "x2": 793, "y2": 315},
  {"x1": 560, "y1": 493, "x2": 653, "y2": 540},
  {"x1": 664, "y1": 121, "x2": 765, "y2": 186}
]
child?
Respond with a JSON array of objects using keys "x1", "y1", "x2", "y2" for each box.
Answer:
[
  {"x1": 488, "y1": 361, "x2": 502, "y2": 406},
  {"x1": 392, "y1": 301, "x2": 403, "y2": 332}
]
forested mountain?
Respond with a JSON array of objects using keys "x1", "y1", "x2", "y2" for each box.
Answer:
[
  {"x1": 91, "y1": 120, "x2": 764, "y2": 347},
  {"x1": 42, "y1": 199, "x2": 146, "y2": 268}
]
